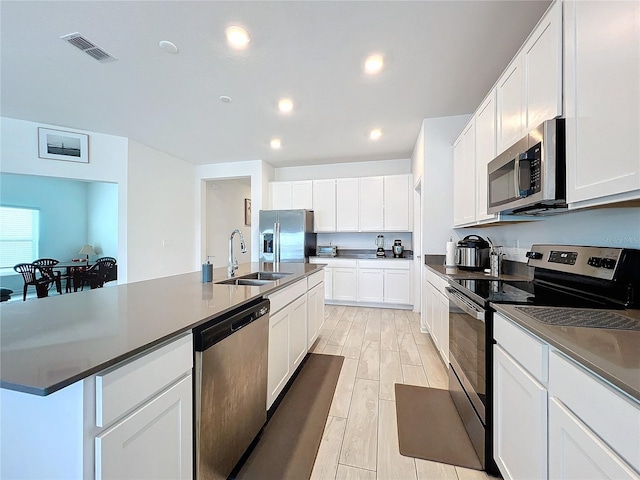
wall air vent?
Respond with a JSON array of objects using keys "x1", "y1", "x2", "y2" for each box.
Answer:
[{"x1": 60, "y1": 33, "x2": 118, "y2": 63}]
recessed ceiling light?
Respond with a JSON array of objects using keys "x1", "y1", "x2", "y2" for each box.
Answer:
[
  {"x1": 278, "y1": 98, "x2": 294, "y2": 113},
  {"x1": 159, "y1": 40, "x2": 178, "y2": 54},
  {"x1": 270, "y1": 138, "x2": 282, "y2": 149},
  {"x1": 364, "y1": 54, "x2": 384, "y2": 75},
  {"x1": 225, "y1": 25, "x2": 250, "y2": 49},
  {"x1": 219, "y1": 95, "x2": 232, "y2": 103},
  {"x1": 369, "y1": 128, "x2": 383, "y2": 140}
]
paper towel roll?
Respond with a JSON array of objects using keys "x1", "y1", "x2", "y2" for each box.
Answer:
[{"x1": 445, "y1": 241, "x2": 457, "y2": 266}]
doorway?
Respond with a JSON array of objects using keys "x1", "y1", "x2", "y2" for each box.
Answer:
[{"x1": 204, "y1": 177, "x2": 252, "y2": 270}]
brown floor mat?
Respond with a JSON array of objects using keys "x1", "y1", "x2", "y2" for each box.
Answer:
[
  {"x1": 236, "y1": 353, "x2": 344, "y2": 480},
  {"x1": 395, "y1": 384, "x2": 482, "y2": 470}
]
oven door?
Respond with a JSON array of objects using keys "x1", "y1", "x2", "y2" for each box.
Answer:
[{"x1": 446, "y1": 286, "x2": 488, "y2": 467}]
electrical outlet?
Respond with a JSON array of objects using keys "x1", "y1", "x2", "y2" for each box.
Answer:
[{"x1": 162, "y1": 240, "x2": 174, "y2": 248}]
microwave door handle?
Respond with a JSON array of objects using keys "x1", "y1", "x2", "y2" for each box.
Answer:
[{"x1": 514, "y1": 157, "x2": 524, "y2": 198}]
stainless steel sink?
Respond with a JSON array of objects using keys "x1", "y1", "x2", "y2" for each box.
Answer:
[
  {"x1": 239, "y1": 272, "x2": 292, "y2": 281},
  {"x1": 214, "y1": 271, "x2": 292, "y2": 286},
  {"x1": 215, "y1": 278, "x2": 274, "y2": 286}
]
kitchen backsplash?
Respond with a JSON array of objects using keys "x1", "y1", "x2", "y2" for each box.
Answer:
[
  {"x1": 317, "y1": 232, "x2": 412, "y2": 251},
  {"x1": 454, "y1": 206, "x2": 640, "y2": 262}
]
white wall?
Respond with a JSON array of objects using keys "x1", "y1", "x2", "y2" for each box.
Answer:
[
  {"x1": 275, "y1": 158, "x2": 411, "y2": 181},
  {"x1": 0, "y1": 117, "x2": 129, "y2": 282},
  {"x1": 414, "y1": 115, "x2": 471, "y2": 255},
  {"x1": 87, "y1": 182, "x2": 118, "y2": 259},
  {"x1": 126, "y1": 140, "x2": 198, "y2": 283},
  {"x1": 196, "y1": 160, "x2": 268, "y2": 263},
  {"x1": 205, "y1": 179, "x2": 252, "y2": 267}
]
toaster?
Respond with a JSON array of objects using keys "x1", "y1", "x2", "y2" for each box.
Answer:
[{"x1": 316, "y1": 245, "x2": 337, "y2": 257}]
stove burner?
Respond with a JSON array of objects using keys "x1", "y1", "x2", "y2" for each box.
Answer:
[{"x1": 514, "y1": 306, "x2": 640, "y2": 331}]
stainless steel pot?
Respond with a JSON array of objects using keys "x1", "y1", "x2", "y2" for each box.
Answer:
[{"x1": 455, "y1": 235, "x2": 490, "y2": 270}]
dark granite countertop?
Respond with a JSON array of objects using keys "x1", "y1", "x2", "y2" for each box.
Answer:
[
  {"x1": 492, "y1": 304, "x2": 640, "y2": 402},
  {"x1": 0, "y1": 262, "x2": 323, "y2": 396}
]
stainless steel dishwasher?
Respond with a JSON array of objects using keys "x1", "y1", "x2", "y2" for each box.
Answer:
[{"x1": 194, "y1": 298, "x2": 270, "y2": 480}]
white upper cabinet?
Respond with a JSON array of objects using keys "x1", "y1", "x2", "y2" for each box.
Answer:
[
  {"x1": 496, "y1": 60, "x2": 523, "y2": 154},
  {"x1": 452, "y1": 135, "x2": 465, "y2": 226},
  {"x1": 271, "y1": 182, "x2": 291, "y2": 210},
  {"x1": 564, "y1": 0, "x2": 640, "y2": 207},
  {"x1": 359, "y1": 176, "x2": 384, "y2": 231},
  {"x1": 453, "y1": 121, "x2": 477, "y2": 226},
  {"x1": 336, "y1": 178, "x2": 360, "y2": 231},
  {"x1": 522, "y1": 0, "x2": 562, "y2": 131},
  {"x1": 312, "y1": 179, "x2": 336, "y2": 232},
  {"x1": 384, "y1": 174, "x2": 412, "y2": 231},
  {"x1": 291, "y1": 181, "x2": 313, "y2": 209},
  {"x1": 497, "y1": 1, "x2": 562, "y2": 155},
  {"x1": 475, "y1": 91, "x2": 497, "y2": 222},
  {"x1": 270, "y1": 181, "x2": 313, "y2": 210},
  {"x1": 277, "y1": 174, "x2": 412, "y2": 232}
]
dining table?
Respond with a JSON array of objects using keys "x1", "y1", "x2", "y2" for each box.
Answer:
[{"x1": 51, "y1": 261, "x2": 91, "y2": 293}]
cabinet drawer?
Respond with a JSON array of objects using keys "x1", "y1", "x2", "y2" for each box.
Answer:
[
  {"x1": 267, "y1": 279, "x2": 306, "y2": 314},
  {"x1": 307, "y1": 270, "x2": 324, "y2": 289},
  {"x1": 426, "y1": 269, "x2": 448, "y2": 295},
  {"x1": 494, "y1": 313, "x2": 548, "y2": 384},
  {"x1": 549, "y1": 350, "x2": 640, "y2": 471},
  {"x1": 360, "y1": 259, "x2": 411, "y2": 270},
  {"x1": 96, "y1": 333, "x2": 193, "y2": 427},
  {"x1": 309, "y1": 257, "x2": 357, "y2": 269}
]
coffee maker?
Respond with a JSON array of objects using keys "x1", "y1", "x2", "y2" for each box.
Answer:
[
  {"x1": 393, "y1": 239, "x2": 404, "y2": 258},
  {"x1": 375, "y1": 235, "x2": 385, "y2": 257}
]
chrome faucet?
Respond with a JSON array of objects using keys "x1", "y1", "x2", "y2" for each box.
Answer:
[{"x1": 228, "y1": 228, "x2": 247, "y2": 276}]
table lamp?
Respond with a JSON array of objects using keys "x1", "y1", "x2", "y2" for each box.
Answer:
[{"x1": 78, "y1": 244, "x2": 96, "y2": 262}]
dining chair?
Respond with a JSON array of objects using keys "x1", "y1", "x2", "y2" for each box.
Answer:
[
  {"x1": 13, "y1": 263, "x2": 52, "y2": 301},
  {"x1": 81, "y1": 258, "x2": 117, "y2": 290},
  {"x1": 32, "y1": 258, "x2": 63, "y2": 295}
]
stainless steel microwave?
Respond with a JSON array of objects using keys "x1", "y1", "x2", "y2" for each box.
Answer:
[{"x1": 487, "y1": 118, "x2": 566, "y2": 215}]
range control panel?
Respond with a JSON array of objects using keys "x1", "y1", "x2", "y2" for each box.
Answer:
[{"x1": 526, "y1": 245, "x2": 622, "y2": 281}]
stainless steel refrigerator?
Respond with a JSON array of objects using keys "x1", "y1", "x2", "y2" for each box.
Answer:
[{"x1": 259, "y1": 209, "x2": 316, "y2": 263}]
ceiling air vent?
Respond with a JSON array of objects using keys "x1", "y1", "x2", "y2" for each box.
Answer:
[{"x1": 60, "y1": 33, "x2": 118, "y2": 63}]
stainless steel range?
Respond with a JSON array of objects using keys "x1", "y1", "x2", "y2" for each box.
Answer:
[{"x1": 446, "y1": 244, "x2": 640, "y2": 473}]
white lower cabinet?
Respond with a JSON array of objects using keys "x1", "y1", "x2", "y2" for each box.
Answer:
[
  {"x1": 384, "y1": 267, "x2": 411, "y2": 304},
  {"x1": 437, "y1": 292, "x2": 449, "y2": 364},
  {"x1": 357, "y1": 267, "x2": 384, "y2": 303},
  {"x1": 267, "y1": 307, "x2": 291, "y2": 408},
  {"x1": 494, "y1": 312, "x2": 640, "y2": 480},
  {"x1": 333, "y1": 267, "x2": 358, "y2": 301},
  {"x1": 95, "y1": 375, "x2": 192, "y2": 480},
  {"x1": 548, "y1": 398, "x2": 638, "y2": 480},
  {"x1": 323, "y1": 266, "x2": 333, "y2": 300},
  {"x1": 266, "y1": 279, "x2": 308, "y2": 409},
  {"x1": 290, "y1": 295, "x2": 308, "y2": 371},
  {"x1": 425, "y1": 269, "x2": 449, "y2": 364},
  {"x1": 0, "y1": 333, "x2": 194, "y2": 480},
  {"x1": 307, "y1": 272, "x2": 325, "y2": 348},
  {"x1": 493, "y1": 345, "x2": 547, "y2": 480}
]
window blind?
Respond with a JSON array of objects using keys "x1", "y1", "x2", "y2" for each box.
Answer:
[{"x1": 0, "y1": 206, "x2": 40, "y2": 269}]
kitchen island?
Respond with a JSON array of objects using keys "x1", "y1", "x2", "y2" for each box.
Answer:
[{"x1": 0, "y1": 262, "x2": 324, "y2": 480}]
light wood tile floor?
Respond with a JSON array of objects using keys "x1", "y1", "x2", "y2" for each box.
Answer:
[{"x1": 310, "y1": 305, "x2": 494, "y2": 480}]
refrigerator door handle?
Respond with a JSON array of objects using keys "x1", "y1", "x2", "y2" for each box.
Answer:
[{"x1": 274, "y1": 222, "x2": 280, "y2": 263}]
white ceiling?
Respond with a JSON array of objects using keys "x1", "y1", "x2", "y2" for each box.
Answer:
[{"x1": 1, "y1": 1, "x2": 551, "y2": 168}]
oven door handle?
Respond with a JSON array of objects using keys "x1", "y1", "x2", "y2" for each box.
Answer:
[{"x1": 445, "y1": 287, "x2": 486, "y2": 322}]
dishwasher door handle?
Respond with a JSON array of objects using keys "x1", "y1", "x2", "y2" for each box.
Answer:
[{"x1": 232, "y1": 317, "x2": 252, "y2": 332}]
